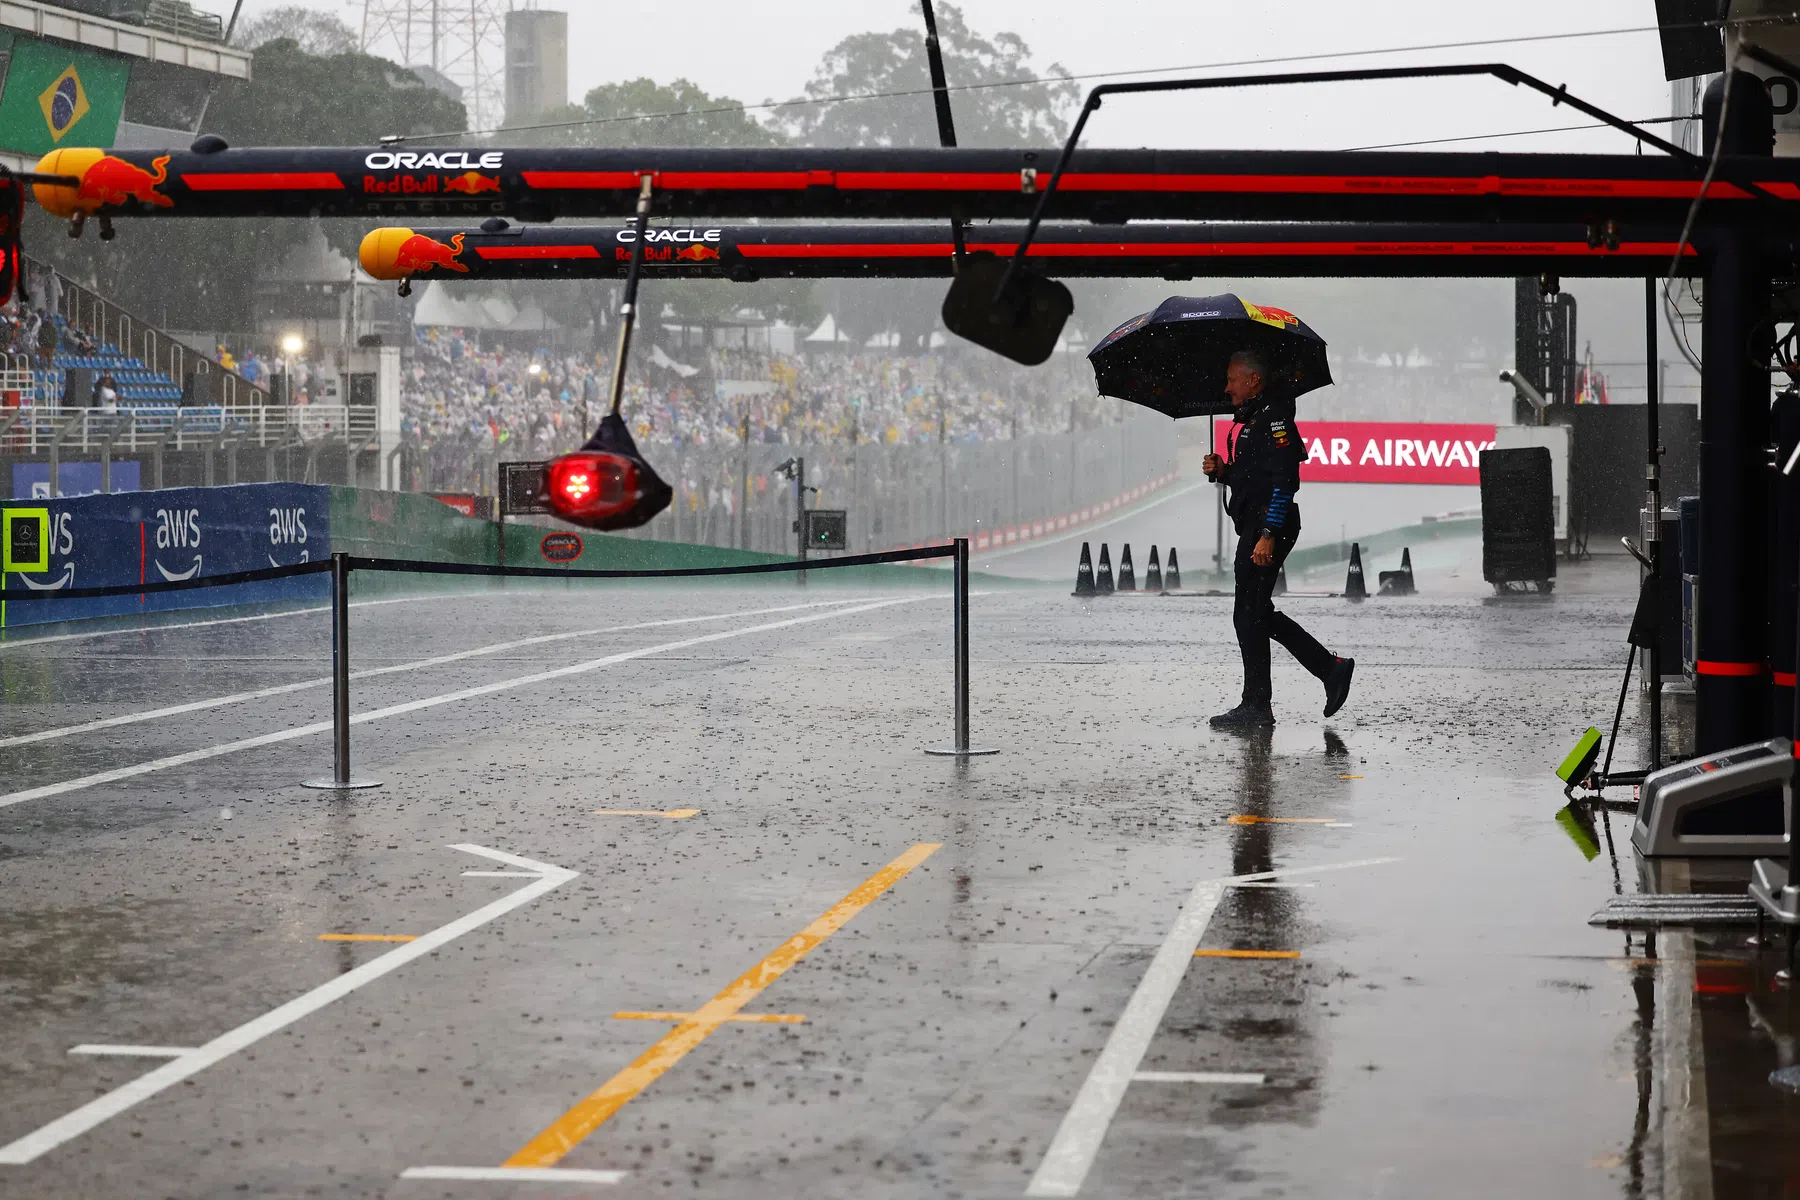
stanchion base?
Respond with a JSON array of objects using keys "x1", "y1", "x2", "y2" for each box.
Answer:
[
  {"x1": 924, "y1": 746, "x2": 1001, "y2": 757},
  {"x1": 301, "y1": 777, "x2": 384, "y2": 790},
  {"x1": 1749, "y1": 859, "x2": 1800, "y2": 926}
]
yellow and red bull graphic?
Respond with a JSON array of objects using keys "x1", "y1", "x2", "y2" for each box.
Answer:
[
  {"x1": 34, "y1": 148, "x2": 172, "y2": 216},
  {"x1": 358, "y1": 227, "x2": 469, "y2": 277},
  {"x1": 1241, "y1": 300, "x2": 1300, "y2": 329}
]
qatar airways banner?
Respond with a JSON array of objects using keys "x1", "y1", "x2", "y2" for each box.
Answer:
[{"x1": 1213, "y1": 419, "x2": 1497, "y2": 485}]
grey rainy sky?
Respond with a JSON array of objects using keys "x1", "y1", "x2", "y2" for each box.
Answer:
[
  {"x1": 203, "y1": 0, "x2": 1675, "y2": 153},
  {"x1": 184, "y1": 1, "x2": 1690, "y2": 378}
]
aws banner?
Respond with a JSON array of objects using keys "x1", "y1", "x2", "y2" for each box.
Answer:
[
  {"x1": 0, "y1": 483, "x2": 329, "y2": 628},
  {"x1": 1213, "y1": 419, "x2": 1496, "y2": 485}
]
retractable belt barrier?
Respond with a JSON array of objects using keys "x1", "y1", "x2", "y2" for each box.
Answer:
[
  {"x1": 5, "y1": 540, "x2": 993, "y2": 788},
  {"x1": 0, "y1": 559, "x2": 333, "y2": 601}
]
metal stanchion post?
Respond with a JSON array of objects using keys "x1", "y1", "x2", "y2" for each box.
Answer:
[
  {"x1": 303, "y1": 552, "x2": 381, "y2": 790},
  {"x1": 927, "y1": 537, "x2": 998, "y2": 757}
]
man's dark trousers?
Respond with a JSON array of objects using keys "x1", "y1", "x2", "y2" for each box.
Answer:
[{"x1": 1233, "y1": 529, "x2": 1336, "y2": 708}]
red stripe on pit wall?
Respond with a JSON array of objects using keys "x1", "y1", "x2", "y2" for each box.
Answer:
[{"x1": 1695, "y1": 660, "x2": 1764, "y2": 677}]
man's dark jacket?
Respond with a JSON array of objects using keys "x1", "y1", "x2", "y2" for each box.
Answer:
[{"x1": 1220, "y1": 390, "x2": 1307, "y2": 538}]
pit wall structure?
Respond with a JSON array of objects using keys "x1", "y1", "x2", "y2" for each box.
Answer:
[{"x1": 0, "y1": 483, "x2": 980, "y2": 629}]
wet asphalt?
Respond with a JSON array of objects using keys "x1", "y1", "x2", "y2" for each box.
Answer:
[{"x1": 0, "y1": 552, "x2": 1762, "y2": 1198}]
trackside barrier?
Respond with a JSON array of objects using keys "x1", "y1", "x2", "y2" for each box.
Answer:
[{"x1": 0, "y1": 539, "x2": 995, "y2": 783}]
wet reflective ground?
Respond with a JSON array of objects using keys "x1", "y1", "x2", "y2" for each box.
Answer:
[{"x1": 0, "y1": 557, "x2": 1771, "y2": 1198}]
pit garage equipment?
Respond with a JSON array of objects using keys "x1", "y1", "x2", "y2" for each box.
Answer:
[{"x1": 1631, "y1": 737, "x2": 1792, "y2": 858}]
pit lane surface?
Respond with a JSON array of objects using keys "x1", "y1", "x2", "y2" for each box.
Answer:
[{"x1": 0, "y1": 571, "x2": 1662, "y2": 1197}]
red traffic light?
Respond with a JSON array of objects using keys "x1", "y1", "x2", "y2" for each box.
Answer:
[{"x1": 545, "y1": 450, "x2": 667, "y2": 530}]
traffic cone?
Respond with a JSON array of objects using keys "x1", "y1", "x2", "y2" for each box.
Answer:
[
  {"x1": 1273, "y1": 565, "x2": 1287, "y2": 596},
  {"x1": 1145, "y1": 545, "x2": 1163, "y2": 592},
  {"x1": 1378, "y1": 546, "x2": 1417, "y2": 597},
  {"x1": 1118, "y1": 543, "x2": 1137, "y2": 591},
  {"x1": 1166, "y1": 547, "x2": 1181, "y2": 591},
  {"x1": 1073, "y1": 542, "x2": 1097, "y2": 596},
  {"x1": 1345, "y1": 542, "x2": 1367, "y2": 601},
  {"x1": 1097, "y1": 543, "x2": 1115, "y2": 594}
]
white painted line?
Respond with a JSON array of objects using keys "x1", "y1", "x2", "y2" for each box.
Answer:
[
  {"x1": 1024, "y1": 856, "x2": 1399, "y2": 1198},
  {"x1": 0, "y1": 845, "x2": 576, "y2": 1166},
  {"x1": 977, "y1": 481, "x2": 1205, "y2": 560},
  {"x1": 0, "y1": 596, "x2": 925, "y2": 810},
  {"x1": 400, "y1": 1166, "x2": 627, "y2": 1185},
  {"x1": 0, "y1": 596, "x2": 875, "y2": 749},
  {"x1": 67, "y1": 1045, "x2": 193, "y2": 1058},
  {"x1": 0, "y1": 589, "x2": 486, "y2": 651},
  {"x1": 1130, "y1": 1071, "x2": 1266, "y2": 1085},
  {"x1": 461, "y1": 870, "x2": 542, "y2": 878}
]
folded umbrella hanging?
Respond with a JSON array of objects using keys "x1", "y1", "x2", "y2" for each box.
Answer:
[{"x1": 1087, "y1": 293, "x2": 1332, "y2": 419}]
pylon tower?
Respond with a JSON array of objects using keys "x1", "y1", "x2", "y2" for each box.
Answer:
[{"x1": 360, "y1": 0, "x2": 511, "y2": 133}]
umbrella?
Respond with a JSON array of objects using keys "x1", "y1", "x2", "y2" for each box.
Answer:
[{"x1": 1087, "y1": 293, "x2": 1332, "y2": 420}]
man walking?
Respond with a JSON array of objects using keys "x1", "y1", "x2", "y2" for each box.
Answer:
[{"x1": 1202, "y1": 349, "x2": 1355, "y2": 728}]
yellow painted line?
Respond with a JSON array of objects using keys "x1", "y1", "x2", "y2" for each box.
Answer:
[
  {"x1": 1227, "y1": 815, "x2": 1343, "y2": 825},
  {"x1": 1339, "y1": 775, "x2": 1364, "y2": 780},
  {"x1": 504, "y1": 841, "x2": 942, "y2": 1168},
  {"x1": 611, "y1": 1011, "x2": 805, "y2": 1024},
  {"x1": 1194, "y1": 948, "x2": 1301, "y2": 960},
  {"x1": 317, "y1": 933, "x2": 418, "y2": 943},
  {"x1": 593, "y1": 808, "x2": 700, "y2": 819}
]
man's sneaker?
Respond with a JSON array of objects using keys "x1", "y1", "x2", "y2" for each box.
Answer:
[
  {"x1": 1323, "y1": 657, "x2": 1355, "y2": 718},
  {"x1": 1210, "y1": 703, "x2": 1275, "y2": 730}
]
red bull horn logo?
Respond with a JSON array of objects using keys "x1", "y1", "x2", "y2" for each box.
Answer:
[
  {"x1": 675, "y1": 243, "x2": 720, "y2": 262},
  {"x1": 443, "y1": 171, "x2": 502, "y2": 195},
  {"x1": 1243, "y1": 301, "x2": 1299, "y2": 330},
  {"x1": 393, "y1": 232, "x2": 469, "y2": 274},
  {"x1": 77, "y1": 154, "x2": 175, "y2": 211}
]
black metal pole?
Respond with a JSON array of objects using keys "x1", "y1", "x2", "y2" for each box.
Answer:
[
  {"x1": 955, "y1": 535, "x2": 969, "y2": 750},
  {"x1": 331, "y1": 550, "x2": 349, "y2": 784},
  {"x1": 925, "y1": 536, "x2": 996, "y2": 757},
  {"x1": 1696, "y1": 73, "x2": 1774, "y2": 754},
  {"x1": 606, "y1": 175, "x2": 654, "y2": 421},
  {"x1": 1646, "y1": 278, "x2": 1663, "y2": 770},
  {"x1": 1791, "y1": 526, "x2": 1800, "y2": 886},
  {"x1": 796, "y1": 455, "x2": 807, "y2": 586},
  {"x1": 303, "y1": 552, "x2": 379, "y2": 790},
  {"x1": 917, "y1": 0, "x2": 966, "y2": 266}
]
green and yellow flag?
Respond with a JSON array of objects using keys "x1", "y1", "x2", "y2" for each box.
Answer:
[{"x1": 0, "y1": 40, "x2": 128, "y2": 155}]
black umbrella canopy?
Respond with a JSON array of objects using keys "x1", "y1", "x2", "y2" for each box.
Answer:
[{"x1": 1087, "y1": 293, "x2": 1332, "y2": 420}]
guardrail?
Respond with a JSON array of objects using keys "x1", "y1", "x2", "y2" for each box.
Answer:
[{"x1": 0, "y1": 404, "x2": 381, "y2": 492}]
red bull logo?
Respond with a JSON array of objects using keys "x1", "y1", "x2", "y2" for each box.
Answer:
[
  {"x1": 675, "y1": 243, "x2": 720, "y2": 262},
  {"x1": 1243, "y1": 301, "x2": 1299, "y2": 329},
  {"x1": 71, "y1": 153, "x2": 175, "y2": 212},
  {"x1": 443, "y1": 171, "x2": 502, "y2": 195},
  {"x1": 392, "y1": 232, "x2": 469, "y2": 274}
]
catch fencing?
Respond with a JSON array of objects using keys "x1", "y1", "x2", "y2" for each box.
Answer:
[{"x1": 610, "y1": 409, "x2": 1177, "y2": 553}]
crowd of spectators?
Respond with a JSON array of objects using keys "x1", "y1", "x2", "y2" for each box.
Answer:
[
  {"x1": 401, "y1": 325, "x2": 1108, "y2": 482},
  {"x1": 397, "y1": 326, "x2": 1113, "y2": 492}
]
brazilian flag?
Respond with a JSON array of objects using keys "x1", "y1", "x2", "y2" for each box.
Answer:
[{"x1": 0, "y1": 38, "x2": 128, "y2": 155}]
